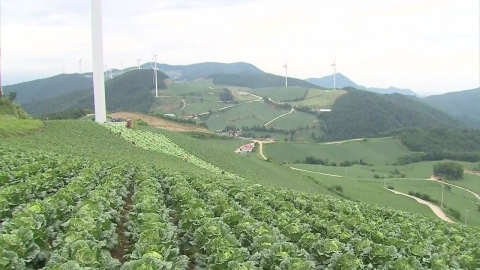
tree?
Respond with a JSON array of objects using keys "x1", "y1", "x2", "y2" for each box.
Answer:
[
  {"x1": 8, "y1": 92, "x2": 17, "y2": 101},
  {"x1": 433, "y1": 161, "x2": 464, "y2": 180}
]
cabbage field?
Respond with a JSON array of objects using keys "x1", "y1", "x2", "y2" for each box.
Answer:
[{"x1": 1, "y1": 126, "x2": 480, "y2": 269}]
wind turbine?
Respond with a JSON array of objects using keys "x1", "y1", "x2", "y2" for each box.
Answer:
[
  {"x1": 90, "y1": 0, "x2": 107, "y2": 123},
  {"x1": 137, "y1": 58, "x2": 141, "y2": 69},
  {"x1": 151, "y1": 55, "x2": 158, "y2": 97},
  {"x1": 283, "y1": 61, "x2": 288, "y2": 88},
  {"x1": 78, "y1": 58, "x2": 83, "y2": 74},
  {"x1": 331, "y1": 58, "x2": 336, "y2": 90}
]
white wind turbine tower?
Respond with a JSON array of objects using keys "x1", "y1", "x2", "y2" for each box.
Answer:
[
  {"x1": 151, "y1": 55, "x2": 158, "y2": 97},
  {"x1": 91, "y1": 0, "x2": 107, "y2": 123},
  {"x1": 137, "y1": 58, "x2": 141, "y2": 69},
  {"x1": 78, "y1": 58, "x2": 83, "y2": 73},
  {"x1": 283, "y1": 61, "x2": 288, "y2": 87},
  {"x1": 331, "y1": 58, "x2": 336, "y2": 90}
]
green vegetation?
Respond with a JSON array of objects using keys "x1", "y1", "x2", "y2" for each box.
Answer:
[
  {"x1": 290, "y1": 89, "x2": 347, "y2": 108},
  {"x1": 422, "y1": 87, "x2": 480, "y2": 129},
  {"x1": 209, "y1": 73, "x2": 324, "y2": 89},
  {"x1": 433, "y1": 161, "x2": 464, "y2": 180},
  {"x1": 269, "y1": 111, "x2": 317, "y2": 130},
  {"x1": 0, "y1": 99, "x2": 43, "y2": 137},
  {"x1": 319, "y1": 89, "x2": 463, "y2": 141},
  {"x1": 264, "y1": 138, "x2": 410, "y2": 165},
  {"x1": 2, "y1": 73, "x2": 92, "y2": 105},
  {"x1": 23, "y1": 69, "x2": 167, "y2": 116},
  {"x1": 245, "y1": 87, "x2": 309, "y2": 102},
  {"x1": 38, "y1": 108, "x2": 93, "y2": 120}
]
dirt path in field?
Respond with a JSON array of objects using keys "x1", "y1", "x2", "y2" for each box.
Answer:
[
  {"x1": 108, "y1": 112, "x2": 211, "y2": 133},
  {"x1": 386, "y1": 189, "x2": 455, "y2": 223},
  {"x1": 264, "y1": 108, "x2": 295, "y2": 127},
  {"x1": 289, "y1": 167, "x2": 343, "y2": 178},
  {"x1": 429, "y1": 176, "x2": 480, "y2": 200},
  {"x1": 79, "y1": 113, "x2": 94, "y2": 120},
  {"x1": 252, "y1": 140, "x2": 275, "y2": 160}
]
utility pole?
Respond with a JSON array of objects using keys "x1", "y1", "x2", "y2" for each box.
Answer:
[
  {"x1": 465, "y1": 210, "x2": 470, "y2": 226},
  {"x1": 440, "y1": 185, "x2": 445, "y2": 208}
]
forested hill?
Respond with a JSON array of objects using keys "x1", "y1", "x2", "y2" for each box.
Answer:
[
  {"x1": 22, "y1": 69, "x2": 168, "y2": 116},
  {"x1": 390, "y1": 127, "x2": 480, "y2": 153},
  {"x1": 2, "y1": 74, "x2": 93, "y2": 105},
  {"x1": 318, "y1": 89, "x2": 464, "y2": 141},
  {"x1": 421, "y1": 87, "x2": 480, "y2": 129},
  {"x1": 208, "y1": 73, "x2": 325, "y2": 89}
]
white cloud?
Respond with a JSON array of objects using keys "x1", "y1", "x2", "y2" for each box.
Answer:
[{"x1": 1, "y1": 0, "x2": 478, "y2": 95}]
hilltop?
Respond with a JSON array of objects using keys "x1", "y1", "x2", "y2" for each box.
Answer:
[
  {"x1": 306, "y1": 73, "x2": 418, "y2": 96},
  {"x1": 318, "y1": 89, "x2": 463, "y2": 141},
  {"x1": 0, "y1": 98, "x2": 43, "y2": 137},
  {"x1": 208, "y1": 73, "x2": 324, "y2": 89},
  {"x1": 421, "y1": 87, "x2": 480, "y2": 129},
  {"x1": 2, "y1": 73, "x2": 93, "y2": 105},
  {"x1": 22, "y1": 69, "x2": 167, "y2": 116}
]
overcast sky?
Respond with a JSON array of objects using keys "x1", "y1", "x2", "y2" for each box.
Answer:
[{"x1": 1, "y1": 0, "x2": 479, "y2": 95}]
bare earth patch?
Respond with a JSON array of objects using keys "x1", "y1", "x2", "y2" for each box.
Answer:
[{"x1": 109, "y1": 112, "x2": 211, "y2": 133}]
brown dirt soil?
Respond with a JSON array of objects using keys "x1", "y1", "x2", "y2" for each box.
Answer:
[
  {"x1": 109, "y1": 112, "x2": 211, "y2": 133},
  {"x1": 110, "y1": 186, "x2": 134, "y2": 263}
]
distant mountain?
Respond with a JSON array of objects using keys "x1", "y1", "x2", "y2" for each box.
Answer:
[
  {"x1": 22, "y1": 69, "x2": 167, "y2": 116},
  {"x1": 2, "y1": 74, "x2": 93, "y2": 105},
  {"x1": 421, "y1": 87, "x2": 480, "y2": 129},
  {"x1": 208, "y1": 73, "x2": 325, "y2": 89},
  {"x1": 318, "y1": 89, "x2": 463, "y2": 141},
  {"x1": 306, "y1": 73, "x2": 418, "y2": 96},
  {"x1": 137, "y1": 62, "x2": 265, "y2": 82}
]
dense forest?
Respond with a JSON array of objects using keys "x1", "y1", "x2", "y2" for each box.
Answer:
[
  {"x1": 2, "y1": 74, "x2": 93, "y2": 105},
  {"x1": 318, "y1": 89, "x2": 464, "y2": 141},
  {"x1": 208, "y1": 73, "x2": 324, "y2": 89},
  {"x1": 22, "y1": 70, "x2": 168, "y2": 115}
]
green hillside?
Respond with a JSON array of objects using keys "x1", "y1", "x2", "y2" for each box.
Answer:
[
  {"x1": 208, "y1": 73, "x2": 325, "y2": 89},
  {"x1": 422, "y1": 87, "x2": 480, "y2": 129},
  {"x1": 318, "y1": 89, "x2": 464, "y2": 141},
  {"x1": 2, "y1": 74, "x2": 93, "y2": 105},
  {"x1": 0, "y1": 99, "x2": 43, "y2": 137},
  {"x1": 22, "y1": 69, "x2": 167, "y2": 116}
]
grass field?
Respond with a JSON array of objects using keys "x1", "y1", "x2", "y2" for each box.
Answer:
[
  {"x1": 0, "y1": 115, "x2": 44, "y2": 137},
  {"x1": 291, "y1": 162, "x2": 480, "y2": 226},
  {"x1": 264, "y1": 137, "x2": 410, "y2": 165},
  {"x1": 244, "y1": 87, "x2": 309, "y2": 102},
  {"x1": 205, "y1": 101, "x2": 289, "y2": 131},
  {"x1": 290, "y1": 89, "x2": 347, "y2": 108},
  {"x1": 269, "y1": 111, "x2": 318, "y2": 130}
]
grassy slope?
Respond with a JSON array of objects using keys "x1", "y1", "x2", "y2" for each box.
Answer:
[
  {"x1": 245, "y1": 87, "x2": 309, "y2": 101},
  {"x1": 290, "y1": 89, "x2": 347, "y2": 108},
  {"x1": 0, "y1": 99, "x2": 44, "y2": 137},
  {"x1": 264, "y1": 137, "x2": 410, "y2": 165},
  {"x1": 269, "y1": 111, "x2": 318, "y2": 130},
  {"x1": 140, "y1": 127, "x2": 337, "y2": 196},
  {"x1": 208, "y1": 73, "x2": 324, "y2": 89}
]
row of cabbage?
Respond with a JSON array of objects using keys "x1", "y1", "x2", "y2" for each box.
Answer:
[
  {"x1": 103, "y1": 124, "x2": 240, "y2": 179},
  {"x1": 0, "y1": 151, "x2": 90, "y2": 225},
  {"x1": 0, "y1": 147, "x2": 125, "y2": 269},
  {"x1": 185, "y1": 177, "x2": 480, "y2": 269}
]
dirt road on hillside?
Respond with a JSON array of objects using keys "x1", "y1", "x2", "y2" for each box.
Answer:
[
  {"x1": 289, "y1": 167, "x2": 343, "y2": 178},
  {"x1": 264, "y1": 108, "x2": 295, "y2": 127},
  {"x1": 386, "y1": 189, "x2": 455, "y2": 223},
  {"x1": 108, "y1": 112, "x2": 211, "y2": 133},
  {"x1": 252, "y1": 140, "x2": 275, "y2": 160}
]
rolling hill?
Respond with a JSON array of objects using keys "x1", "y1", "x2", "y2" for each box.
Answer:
[
  {"x1": 140, "y1": 61, "x2": 264, "y2": 81},
  {"x1": 2, "y1": 73, "x2": 93, "y2": 105},
  {"x1": 22, "y1": 69, "x2": 167, "y2": 116},
  {"x1": 318, "y1": 89, "x2": 464, "y2": 141},
  {"x1": 306, "y1": 73, "x2": 418, "y2": 96},
  {"x1": 208, "y1": 73, "x2": 325, "y2": 89},
  {"x1": 421, "y1": 87, "x2": 480, "y2": 129}
]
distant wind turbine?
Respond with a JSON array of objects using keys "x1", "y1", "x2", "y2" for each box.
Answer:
[
  {"x1": 330, "y1": 58, "x2": 336, "y2": 90},
  {"x1": 62, "y1": 67, "x2": 65, "y2": 74},
  {"x1": 79, "y1": 58, "x2": 83, "y2": 74},
  {"x1": 151, "y1": 55, "x2": 158, "y2": 97},
  {"x1": 284, "y1": 61, "x2": 288, "y2": 88},
  {"x1": 137, "y1": 58, "x2": 141, "y2": 69}
]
